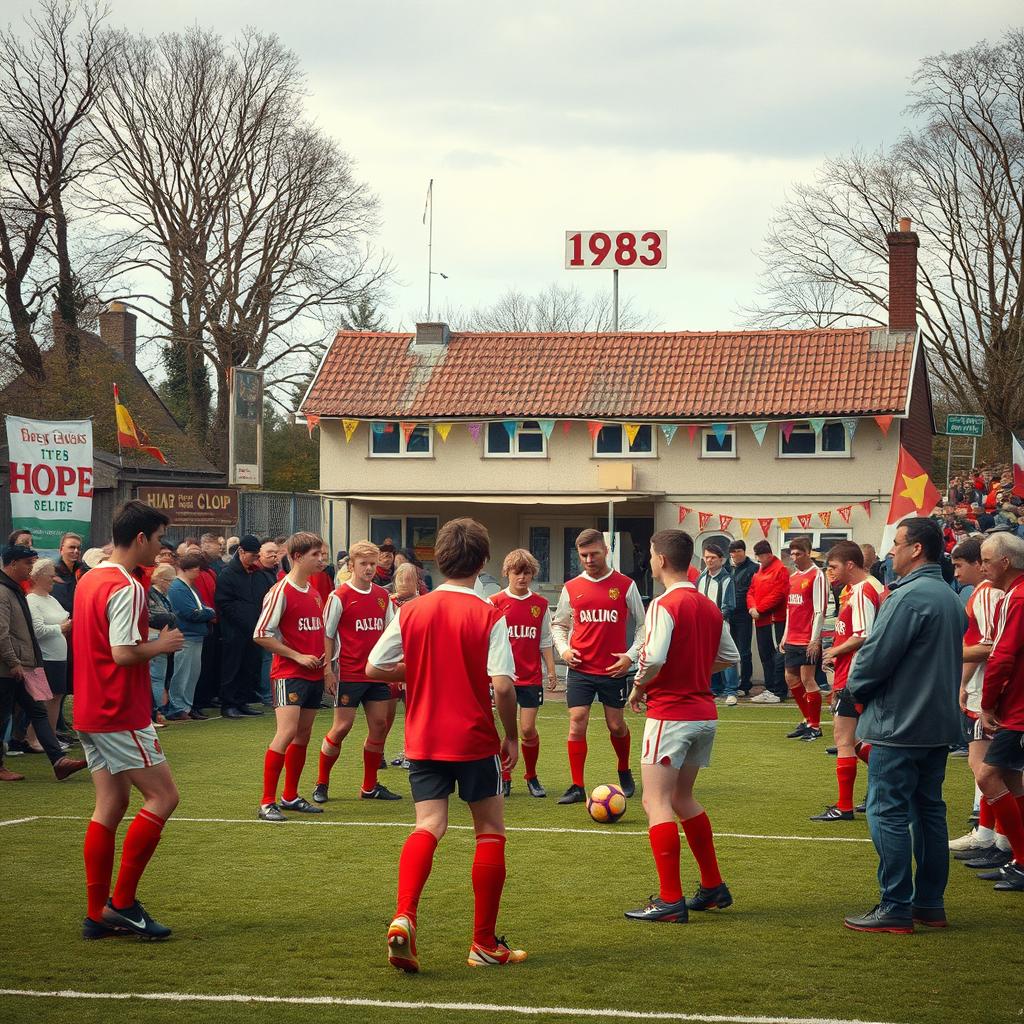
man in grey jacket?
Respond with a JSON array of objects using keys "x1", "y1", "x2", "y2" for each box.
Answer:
[{"x1": 844, "y1": 517, "x2": 967, "y2": 933}]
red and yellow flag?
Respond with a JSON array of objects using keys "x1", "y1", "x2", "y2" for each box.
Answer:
[
  {"x1": 114, "y1": 384, "x2": 167, "y2": 464},
  {"x1": 880, "y1": 444, "x2": 940, "y2": 552}
]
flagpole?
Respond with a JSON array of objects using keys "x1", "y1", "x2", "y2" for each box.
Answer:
[
  {"x1": 113, "y1": 383, "x2": 124, "y2": 473},
  {"x1": 426, "y1": 178, "x2": 434, "y2": 320}
]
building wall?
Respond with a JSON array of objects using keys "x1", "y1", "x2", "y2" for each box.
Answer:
[{"x1": 900, "y1": 350, "x2": 935, "y2": 473}]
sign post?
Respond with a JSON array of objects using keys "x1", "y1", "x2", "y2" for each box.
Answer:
[
  {"x1": 228, "y1": 367, "x2": 264, "y2": 486},
  {"x1": 565, "y1": 229, "x2": 667, "y2": 331},
  {"x1": 943, "y1": 414, "x2": 985, "y2": 491}
]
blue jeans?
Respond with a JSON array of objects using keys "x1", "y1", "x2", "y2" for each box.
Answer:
[
  {"x1": 167, "y1": 638, "x2": 204, "y2": 715},
  {"x1": 259, "y1": 649, "x2": 272, "y2": 703},
  {"x1": 865, "y1": 744, "x2": 950, "y2": 913},
  {"x1": 149, "y1": 631, "x2": 169, "y2": 715},
  {"x1": 710, "y1": 666, "x2": 739, "y2": 698}
]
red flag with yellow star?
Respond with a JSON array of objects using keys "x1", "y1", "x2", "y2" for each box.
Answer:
[{"x1": 880, "y1": 444, "x2": 940, "y2": 554}]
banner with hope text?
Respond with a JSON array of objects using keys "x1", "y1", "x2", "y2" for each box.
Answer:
[{"x1": 5, "y1": 416, "x2": 94, "y2": 550}]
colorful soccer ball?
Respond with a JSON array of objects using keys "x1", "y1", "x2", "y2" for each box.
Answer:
[{"x1": 587, "y1": 783, "x2": 627, "y2": 823}]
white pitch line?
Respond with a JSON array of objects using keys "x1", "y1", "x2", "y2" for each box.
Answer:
[
  {"x1": 0, "y1": 816, "x2": 38, "y2": 827},
  {"x1": 0, "y1": 988, "x2": 900, "y2": 1024},
  {"x1": 26, "y1": 814, "x2": 872, "y2": 843}
]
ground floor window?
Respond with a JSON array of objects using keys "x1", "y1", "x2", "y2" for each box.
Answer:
[
  {"x1": 781, "y1": 529, "x2": 853, "y2": 555},
  {"x1": 369, "y1": 515, "x2": 439, "y2": 566}
]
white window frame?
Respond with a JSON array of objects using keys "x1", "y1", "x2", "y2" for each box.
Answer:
[
  {"x1": 368, "y1": 421, "x2": 433, "y2": 458},
  {"x1": 484, "y1": 420, "x2": 548, "y2": 459},
  {"x1": 701, "y1": 426, "x2": 737, "y2": 459},
  {"x1": 778, "y1": 422, "x2": 851, "y2": 459},
  {"x1": 592, "y1": 423, "x2": 657, "y2": 459},
  {"x1": 781, "y1": 528, "x2": 853, "y2": 551}
]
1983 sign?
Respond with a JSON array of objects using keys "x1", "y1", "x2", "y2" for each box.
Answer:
[{"x1": 565, "y1": 230, "x2": 667, "y2": 269}]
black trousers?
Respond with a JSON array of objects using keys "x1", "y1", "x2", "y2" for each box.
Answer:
[
  {"x1": 218, "y1": 632, "x2": 263, "y2": 710},
  {"x1": 755, "y1": 622, "x2": 787, "y2": 698},
  {"x1": 194, "y1": 623, "x2": 221, "y2": 709},
  {"x1": 728, "y1": 612, "x2": 754, "y2": 692},
  {"x1": 0, "y1": 675, "x2": 63, "y2": 766}
]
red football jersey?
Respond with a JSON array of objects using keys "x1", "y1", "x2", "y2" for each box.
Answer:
[
  {"x1": 72, "y1": 563, "x2": 151, "y2": 733},
  {"x1": 831, "y1": 577, "x2": 883, "y2": 690},
  {"x1": 559, "y1": 570, "x2": 638, "y2": 675},
  {"x1": 490, "y1": 589, "x2": 551, "y2": 686},
  {"x1": 785, "y1": 566, "x2": 828, "y2": 646},
  {"x1": 367, "y1": 585, "x2": 516, "y2": 761},
  {"x1": 255, "y1": 576, "x2": 325, "y2": 681},
  {"x1": 637, "y1": 583, "x2": 726, "y2": 722},
  {"x1": 323, "y1": 580, "x2": 393, "y2": 683}
]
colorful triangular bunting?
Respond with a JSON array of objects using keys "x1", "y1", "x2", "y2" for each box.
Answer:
[
  {"x1": 778, "y1": 516, "x2": 792, "y2": 531},
  {"x1": 467, "y1": 422, "x2": 482, "y2": 442},
  {"x1": 797, "y1": 513, "x2": 813, "y2": 529},
  {"x1": 781, "y1": 421, "x2": 796, "y2": 442},
  {"x1": 874, "y1": 415, "x2": 893, "y2": 435},
  {"x1": 305, "y1": 414, "x2": 320, "y2": 438},
  {"x1": 503, "y1": 419, "x2": 518, "y2": 439},
  {"x1": 841, "y1": 418, "x2": 858, "y2": 440},
  {"x1": 342, "y1": 418, "x2": 358, "y2": 442},
  {"x1": 819, "y1": 511, "x2": 832, "y2": 527},
  {"x1": 758, "y1": 517, "x2": 774, "y2": 537},
  {"x1": 538, "y1": 419, "x2": 556, "y2": 439},
  {"x1": 400, "y1": 422, "x2": 418, "y2": 443},
  {"x1": 837, "y1": 505, "x2": 853, "y2": 524},
  {"x1": 719, "y1": 515, "x2": 733, "y2": 531},
  {"x1": 740, "y1": 518, "x2": 754, "y2": 537},
  {"x1": 687, "y1": 424, "x2": 700, "y2": 445},
  {"x1": 860, "y1": 499, "x2": 872, "y2": 517},
  {"x1": 624, "y1": 423, "x2": 641, "y2": 445},
  {"x1": 660, "y1": 424, "x2": 678, "y2": 446},
  {"x1": 698, "y1": 511, "x2": 713, "y2": 531},
  {"x1": 678, "y1": 505, "x2": 692, "y2": 524},
  {"x1": 587, "y1": 421, "x2": 603, "y2": 441},
  {"x1": 808, "y1": 417, "x2": 826, "y2": 436},
  {"x1": 435, "y1": 423, "x2": 452, "y2": 442},
  {"x1": 750, "y1": 422, "x2": 768, "y2": 446},
  {"x1": 711, "y1": 423, "x2": 729, "y2": 445}
]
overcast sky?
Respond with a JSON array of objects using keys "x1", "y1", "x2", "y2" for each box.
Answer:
[{"x1": 10, "y1": 0, "x2": 1023, "y2": 333}]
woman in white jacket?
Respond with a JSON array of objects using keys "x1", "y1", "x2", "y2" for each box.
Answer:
[{"x1": 25, "y1": 558, "x2": 72, "y2": 745}]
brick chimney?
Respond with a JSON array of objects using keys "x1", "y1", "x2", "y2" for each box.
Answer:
[
  {"x1": 886, "y1": 217, "x2": 919, "y2": 331},
  {"x1": 98, "y1": 301, "x2": 137, "y2": 367},
  {"x1": 415, "y1": 321, "x2": 450, "y2": 347}
]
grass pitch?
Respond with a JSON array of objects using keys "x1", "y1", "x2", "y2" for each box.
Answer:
[{"x1": 1, "y1": 701, "x2": 1019, "y2": 1024}]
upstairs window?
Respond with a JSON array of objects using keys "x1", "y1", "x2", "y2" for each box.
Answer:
[
  {"x1": 594, "y1": 424, "x2": 655, "y2": 457},
  {"x1": 370, "y1": 422, "x2": 432, "y2": 457},
  {"x1": 485, "y1": 421, "x2": 547, "y2": 458},
  {"x1": 779, "y1": 422, "x2": 850, "y2": 458}
]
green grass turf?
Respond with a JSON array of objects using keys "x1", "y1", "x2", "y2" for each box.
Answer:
[{"x1": 1, "y1": 702, "x2": 1020, "y2": 1024}]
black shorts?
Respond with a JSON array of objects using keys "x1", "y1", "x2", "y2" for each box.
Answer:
[
  {"x1": 335, "y1": 681, "x2": 393, "y2": 708},
  {"x1": 964, "y1": 711, "x2": 995, "y2": 744},
  {"x1": 831, "y1": 688, "x2": 861, "y2": 719},
  {"x1": 515, "y1": 685, "x2": 544, "y2": 709},
  {"x1": 566, "y1": 669, "x2": 628, "y2": 709},
  {"x1": 272, "y1": 678, "x2": 324, "y2": 710},
  {"x1": 408, "y1": 755, "x2": 503, "y2": 804},
  {"x1": 784, "y1": 643, "x2": 817, "y2": 670},
  {"x1": 983, "y1": 727, "x2": 1024, "y2": 771},
  {"x1": 42, "y1": 659, "x2": 67, "y2": 696}
]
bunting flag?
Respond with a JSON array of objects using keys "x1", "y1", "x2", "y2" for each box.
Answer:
[
  {"x1": 435, "y1": 422, "x2": 452, "y2": 442},
  {"x1": 874, "y1": 415, "x2": 894, "y2": 435},
  {"x1": 841, "y1": 417, "x2": 859, "y2": 440},
  {"x1": 719, "y1": 514, "x2": 733, "y2": 530},
  {"x1": 538, "y1": 419, "x2": 556, "y2": 439},
  {"x1": 113, "y1": 384, "x2": 168, "y2": 463},
  {"x1": 624, "y1": 423, "x2": 641, "y2": 445},
  {"x1": 678, "y1": 505, "x2": 692, "y2": 524},
  {"x1": 502, "y1": 419, "x2": 518, "y2": 439},
  {"x1": 687, "y1": 424, "x2": 700, "y2": 445},
  {"x1": 371, "y1": 421, "x2": 388, "y2": 436},
  {"x1": 750, "y1": 422, "x2": 768, "y2": 446},
  {"x1": 660, "y1": 424, "x2": 678, "y2": 445},
  {"x1": 468, "y1": 422, "x2": 483, "y2": 442},
  {"x1": 780, "y1": 421, "x2": 796, "y2": 442},
  {"x1": 819, "y1": 510, "x2": 832, "y2": 527},
  {"x1": 305, "y1": 414, "x2": 320, "y2": 439},
  {"x1": 797, "y1": 513, "x2": 813, "y2": 529},
  {"x1": 808, "y1": 417, "x2": 826, "y2": 436},
  {"x1": 561, "y1": 420, "x2": 572, "y2": 435},
  {"x1": 711, "y1": 423, "x2": 729, "y2": 445},
  {"x1": 837, "y1": 505, "x2": 853, "y2": 524},
  {"x1": 587, "y1": 421, "x2": 603, "y2": 441},
  {"x1": 740, "y1": 518, "x2": 754, "y2": 537},
  {"x1": 860, "y1": 499, "x2": 872, "y2": 517},
  {"x1": 777, "y1": 516, "x2": 792, "y2": 531},
  {"x1": 1013, "y1": 434, "x2": 1024, "y2": 498},
  {"x1": 758, "y1": 517, "x2": 774, "y2": 537},
  {"x1": 880, "y1": 443, "x2": 941, "y2": 553},
  {"x1": 400, "y1": 422, "x2": 418, "y2": 443},
  {"x1": 698, "y1": 511, "x2": 713, "y2": 531},
  {"x1": 342, "y1": 418, "x2": 358, "y2": 442}
]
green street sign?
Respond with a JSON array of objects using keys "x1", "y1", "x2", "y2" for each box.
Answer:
[{"x1": 944, "y1": 414, "x2": 985, "y2": 437}]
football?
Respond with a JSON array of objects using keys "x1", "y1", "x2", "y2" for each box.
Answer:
[{"x1": 587, "y1": 783, "x2": 627, "y2": 823}]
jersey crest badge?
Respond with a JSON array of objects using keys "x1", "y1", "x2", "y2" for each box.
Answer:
[
  {"x1": 378, "y1": 597, "x2": 386, "y2": 610},
  {"x1": 531, "y1": 605, "x2": 542, "y2": 618},
  {"x1": 801, "y1": 579, "x2": 810, "y2": 590},
  {"x1": 608, "y1": 587, "x2": 620, "y2": 600},
  {"x1": 288, "y1": 691, "x2": 300, "y2": 703}
]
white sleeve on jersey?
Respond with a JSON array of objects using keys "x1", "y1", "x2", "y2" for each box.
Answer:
[
  {"x1": 635, "y1": 599, "x2": 672, "y2": 686},
  {"x1": 550, "y1": 585, "x2": 573, "y2": 657},
  {"x1": 850, "y1": 583, "x2": 878, "y2": 638},
  {"x1": 107, "y1": 581, "x2": 143, "y2": 648},
  {"x1": 383, "y1": 598, "x2": 395, "y2": 627},
  {"x1": 717, "y1": 620, "x2": 740, "y2": 664},
  {"x1": 367, "y1": 612, "x2": 403, "y2": 667},
  {"x1": 322, "y1": 592, "x2": 342, "y2": 640},
  {"x1": 539, "y1": 608, "x2": 553, "y2": 650},
  {"x1": 978, "y1": 586, "x2": 1004, "y2": 644},
  {"x1": 254, "y1": 582, "x2": 286, "y2": 641},
  {"x1": 625, "y1": 580, "x2": 647, "y2": 663},
  {"x1": 810, "y1": 568, "x2": 828, "y2": 641},
  {"x1": 488, "y1": 616, "x2": 516, "y2": 678}
]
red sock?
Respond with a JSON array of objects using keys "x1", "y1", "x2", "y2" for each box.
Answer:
[
  {"x1": 361, "y1": 744, "x2": 381, "y2": 793},
  {"x1": 317, "y1": 734, "x2": 341, "y2": 786},
  {"x1": 396, "y1": 829, "x2": 438, "y2": 925},
  {"x1": 648, "y1": 821, "x2": 683, "y2": 902},
  {"x1": 567, "y1": 739, "x2": 587, "y2": 787},
  {"x1": 471, "y1": 833, "x2": 507, "y2": 947},
  {"x1": 836, "y1": 756, "x2": 857, "y2": 812},
  {"x1": 979, "y1": 799, "x2": 996, "y2": 830},
  {"x1": 502, "y1": 768, "x2": 511, "y2": 782},
  {"x1": 804, "y1": 689, "x2": 822, "y2": 729},
  {"x1": 522, "y1": 739, "x2": 540, "y2": 780},
  {"x1": 610, "y1": 730, "x2": 631, "y2": 772},
  {"x1": 84, "y1": 820, "x2": 116, "y2": 921},
  {"x1": 681, "y1": 811, "x2": 722, "y2": 889},
  {"x1": 262, "y1": 748, "x2": 286, "y2": 805},
  {"x1": 789, "y1": 684, "x2": 810, "y2": 720},
  {"x1": 988, "y1": 791, "x2": 1024, "y2": 862},
  {"x1": 281, "y1": 743, "x2": 308, "y2": 802},
  {"x1": 854, "y1": 741, "x2": 871, "y2": 765},
  {"x1": 111, "y1": 809, "x2": 165, "y2": 910}
]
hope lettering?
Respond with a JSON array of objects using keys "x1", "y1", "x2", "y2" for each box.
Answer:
[{"x1": 8, "y1": 462, "x2": 93, "y2": 498}]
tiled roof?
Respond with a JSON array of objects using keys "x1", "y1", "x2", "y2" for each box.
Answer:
[{"x1": 302, "y1": 328, "x2": 917, "y2": 420}]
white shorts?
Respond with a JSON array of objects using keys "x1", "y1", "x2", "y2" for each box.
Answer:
[
  {"x1": 79, "y1": 725, "x2": 167, "y2": 775},
  {"x1": 640, "y1": 718, "x2": 717, "y2": 770}
]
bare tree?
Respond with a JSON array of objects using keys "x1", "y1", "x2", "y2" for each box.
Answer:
[
  {"x1": 0, "y1": 0, "x2": 114, "y2": 381},
  {"x1": 745, "y1": 31, "x2": 1024, "y2": 435},
  {"x1": 92, "y1": 26, "x2": 389, "y2": 456}
]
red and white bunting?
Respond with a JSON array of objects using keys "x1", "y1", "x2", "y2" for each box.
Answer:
[
  {"x1": 678, "y1": 505, "x2": 692, "y2": 524},
  {"x1": 758, "y1": 517, "x2": 774, "y2": 537},
  {"x1": 819, "y1": 511, "x2": 832, "y2": 527},
  {"x1": 837, "y1": 505, "x2": 853, "y2": 524},
  {"x1": 698, "y1": 511, "x2": 713, "y2": 531},
  {"x1": 797, "y1": 513, "x2": 812, "y2": 529},
  {"x1": 719, "y1": 514, "x2": 733, "y2": 530}
]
